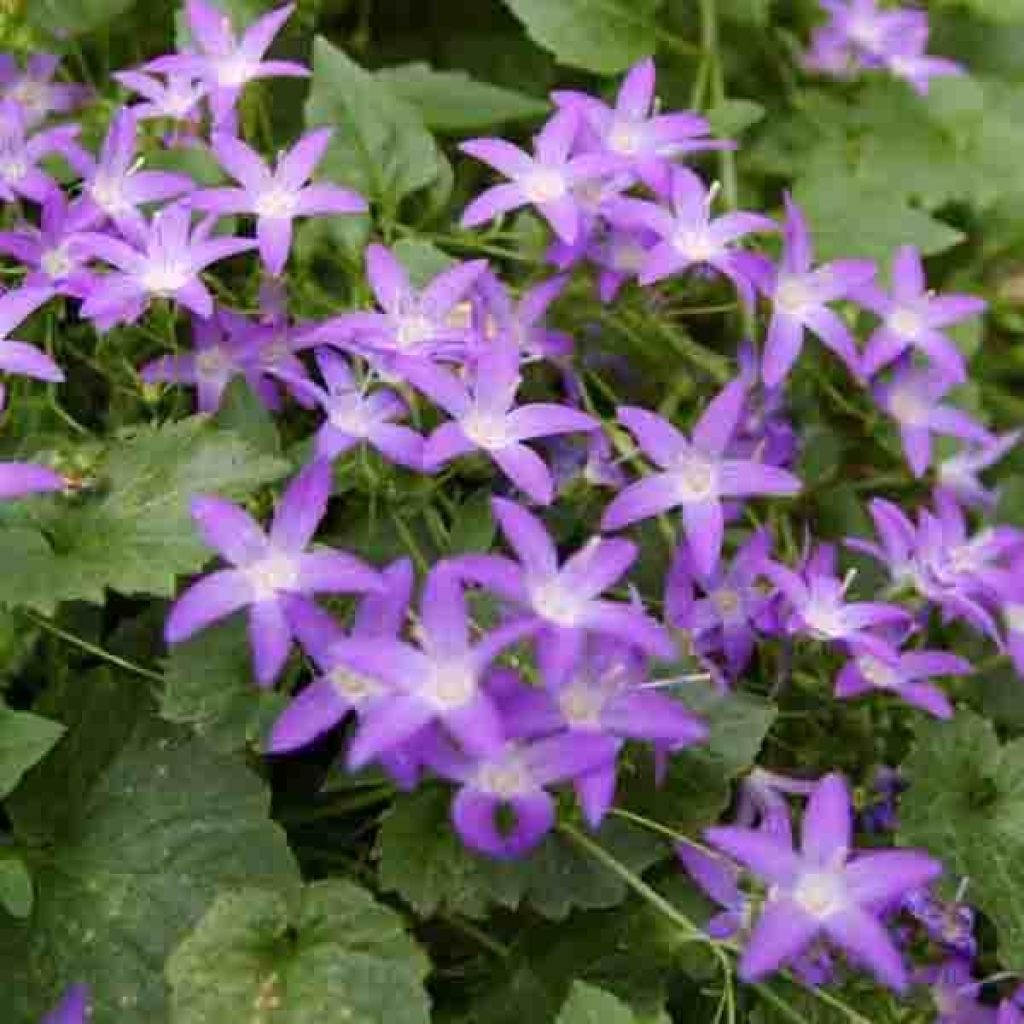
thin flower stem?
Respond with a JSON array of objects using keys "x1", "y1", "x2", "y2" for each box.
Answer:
[
  {"x1": 608, "y1": 807, "x2": 727, "y2": 861},
  {"x1": 390, "y1": 507, "x2": 430, "y2": 573},
  {"x1": 25, "y1": 612, "x2": 165, "y2": 685},
  {"x1": 439, "y1": 913, "x2": 511, "y2": 959}
]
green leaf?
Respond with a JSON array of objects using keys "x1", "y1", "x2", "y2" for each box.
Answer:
[
  {"x1": 392, "y1": 238, "x2": 456, "y2": 289},
  {"x1": 0, "y1": 853, "x2": 32, "y2": 919},
  {"x1": 377, "y1": 785, "x2": 662, "y2": 921},
  {"x1": 166, "y1": 881, "x2": 429, "y2": 1024},
  {"x1": 374, "y1": 63, "x2": 547, "y2": 133},
  {"x1": 305, "y1": 38, "x2": 446, "y2": 212},
  {"x1": 1, "y1": 672, "x2": 299, "y2": 1023},
  {"x1": 899, "y1": 711, "x2": 1024, "y2": 966},
  {"x1": 212, "y1": 377, "x2": 283, "y2": 458},
  {"x1": 27, "y1": 0, "x2": 134, "y2": 35},
  {"x1": 940, "y1": 0, "x2": 1024, "y2": 22},
  {"x1": 159, "y1": 620, "x2": 287, "y2": 753},
  {"x1": 447, "y1": 489, "x2": 497, "y2": 553},
  {"x1": 0, "y1": 706, "x2": 64, "y2": 798},
  {"x1": 498, "y1": 0, "x2": 662, "y2": 74},
  {"x1": 557, "y1": 981, "x2": 641, "y2": 1023},
  {"x1": 706, "y1": 98, "x2": 765, "y2": 138}
]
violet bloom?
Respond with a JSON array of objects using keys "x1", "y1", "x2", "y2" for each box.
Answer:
[
  {"x1": 903, "y1": 887, "x2": 977, "y2": 959},
  {"x1": 0, "y1": 285, "x2": 64, "y2": 408},
  {"x1": 79, "y1": 109, "x2": 194, "y2": 233},
  {"x1": 147, "y1": 0, "x2": 308, "y2": 125},
  {"x1": 469, "y1": 271, "x2": 574, "y2": 363},
  {"x1": 313, "y1": 243, "x2": 485, "y2": 366},
  {"x1": 857, "y1": 246, "x2": 985, "y2": 382},
  {"x1": 41, "y1": 984, "x2": 90, "y2": 1024},
  {"x1": 917, "y1": 959, "x2": 996, "y2": 1024},
  {"x1": 282, "y1": 349, "x2": 423, "y2": 470},
  {"x1": 114, "y1": 68, "x2": 208, "y2": 126},
  {"x1": 0, "y1": 461, "x2": 65, "y2": 501},
  {"x1": 0, "y1": 99, "x2": 87, "y2": 204},
  {"x1": 876, "y1": 366, "x2": 992, "y2": 478},
  {"x1": 165, "y1": 459, "x2": 382, "y2": 686},
  {"x1": 81, "y1": 205, "x2": 255, "y2": 326},
  {"x1": 881, "y1": 16, "x2": 964, "y2": 96},
  {"x1": 836, "y1": 639, "x2": 971, "y2": 719},
  {"x1": 460, "y1": 108, "x2": 617, "y2": 245},
  {"x1": 589, "y1": 224, "x2": 660, "y2": 302},
  {"x1": 426, "y1": 728, "x2": 614, "y2": 859},
  {"x1": 552, "y1": 58, "x2": 731, "y2": 193},
  {"x1": 987, "y1": 563, "x2": 1024, "y2": 679},
  {"x1": 0, "y1": 54, "x2": 88, "y2": 125},
  {"x1": 707, "y1": 772, "x2": 942, "y2": 990},
  {"x1": 267, "y1": 558, "x2": 413, "y2": 753},
  {"x1": 192, "y1": 130, "x2": 366, "y2": 276},
  {"x1": 602, "y1": 379, "x2": 801, "y2": 575},
  {"x1": 677, "y1": 843, "x2": 750, "y2": 939},
  {"x1": 500, "y1": 638, "x2": 707, "y2": 826},
  {"x1": 605, "y1": 168, "x2": 775, "y2": 302},
  {"x1": 745, "y1": 195, "x2": 875, "y2": 387},
  {"x1": 320, "y1": 564, "x2": 538, "y2": 769},
  {"x1": 453, "y1": 497, "x2": 674, "y2": 679},
  {"x1": 938, "y1": 432, "x2": 1021, "y2": 511},
  {"x1": 403, "y1": 339, "x2": 598, "y2": 505}
]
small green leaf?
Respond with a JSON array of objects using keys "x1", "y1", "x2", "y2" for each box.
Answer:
[
  {"x1": 706, "y1": 98, "x2": 765, "y2": 138},
  {"x1": 392, "y1": 238, "x2": 456, "y2": 289},
  {"x1": 557, "y1": 982, "x2": 642, "y2": 1023},
  {"x1": 167, "y1": 881, "x2": 430, "y2": 1024},
  {"x1": 0, "y1": 706, "x2": 64, "y2": 799},
  {"x1": 0, "y1": 853, "x2": 32, "y2": 919},
  {"x1": 375, "y1": 63, "x2": 547, "y2": 132},
  {"x1": 499, "y1": 0, "x2": 662, "y2": 75},
  {"x1": 447, "y1": 489, "x2": 497, "y2": 553},
  {"x1": 27, "y1": 0, "x2": 135, "y2": 35},
  {"x1": 212, "y1": 378, "x2": 283, "y2": 458}
]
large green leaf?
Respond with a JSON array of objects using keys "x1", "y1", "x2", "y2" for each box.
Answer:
[
  {"x1": 899, "y1": 711, "x2": 1024, "y2": 967},
  {"x1": 0, "y1": 672, "x2": 299, "y2": 1023},
  {"x1": 305, "y1": 38, "x2": 446, "y2": 213},
  {"x1": 499, "y1": 0, "x2": 662, "y2": 74},
  {"x1": 166, "y1": 881, "x2": 430, "y2": 1024},
  {"x1": 556, "y1": 981, "x2": 644, "y2": 1023},
  {"x1": 0, "y1": 705, "x2": 64, "y2": 798},
  {"x1": 27, "y1": 0, "x2": 135, "y2": 34}
]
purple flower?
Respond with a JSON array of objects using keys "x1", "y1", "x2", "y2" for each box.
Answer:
[
  {"x1": 602, "y1": 378, "x2": 801, "y2": 575},
  {"x1": 79, "y1": 109, "x2": 194, "y2": 232},
  {"x1": 165, "y1": 459, "x2": 382, "y2": 686},
  {"x1": 192, "y1": 130, "x2": 366, "y2": 276},
  {"x1": 707, "y1": 772, "x2": 942, "y2": 990},
  {"x1": 552, "y1": 58, "x2": 731, "y2": 193},
  {"x1": 0, "y1": 99, "x2": 87, "y2": 203},
  {"x1": 114, "y1": 68, "x2": 208, "y2": 125},
  {"x1": 312, "y1": 243, "x2": 485, "y2": 366},
  {"x1": 81, "y1": 205, "x2": 255, "y2": 326},
  {"x1": 677, "y1": 842, "x2": 750, "y2": 939},
  {"x1": 903, "y1": 887, "x2": 977, "y2": 959},
  {"x1": 881, "y1": 16, "x2": 964, "y2": 96},
  {"x1": 857, "y1": 246, "x2": 985, "y2": 382},
  {"x1": 266, "y1": 558, "x2": 414, "y2": 753},
  {"x1": 402, "y1": 338, "x2": 598, "y2": 505},
  {"x1": 41, "y1": 984, "x2": 90, "y2": 1024},
  {"x1": 0, "y1": 285, "x2": 64, "y2": 407},
  {"x1": 938, "y1": 432, "x2": 1021, "y2": 511},
  {"x1": 470, "y1": 271, "x2": 574, "y2": 363},
  {"x1": 588, "y1": 224, "x2": 660, "y2": 302},
  {"x1": 605, "y1": 167, "x2": 775, "y2": 302},
  {"x1": 453, "y1": 497, "x2": 674, "y2": 678},
  {"x1": 917, "y1": 959, "x2": 995, "y2": 1024},
  {"x1": 836, "y1": 639, "x2": 971, "y2": 719},
  {"x1": 147, "y1": 0, "x2": 308, "y2": 126},
  {"x1": 745, "y1": 195, "x2": 875, "y2": 387},
  {"x1": 318, "y1": 563, "x2": 538, "y2": 769},
  {"x1": 876, "y1": 365, "x2": 992, "y2": 478},
  {"x1": 0, "y1": 54, "x2": 89, "y2": 125},
  {"x1": 0, "y1": 461, "x2": 65, "y2": 501},
  {"x1": 460, "y1": 109, "x2": 617, "y2": 244}
]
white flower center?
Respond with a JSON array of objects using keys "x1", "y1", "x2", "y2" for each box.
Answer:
[
  {"x1": 460, "y1": 409, "x2": 511, "y2": 450},
  {"x1": 254, "y1": 185, "x2": 298, "y2": 219},
  {"x1": 245, "y1": 552, "x2": 299, "y2": 602},
  {"x1": 90, "y1": 175, "x2": 127, "y2": 214},
  {"x1": 328, "y1": 665, "x2": 379, "y2": 703},
  {"x1": 1006, "y1": 604, "x2": 1024, "y2": 635},
  {"x1": 558, "y1": 682, "x2": 606, "y2": 728},
  {"x1": 11, "y1": 80, "x2": 48, "y2": 115},
  {"x1": 847, "y1": 16, "x2": 885, "y2": 53},
  {"x1": 886, "y1": 307, "x2": 925, "y2": 339},
  {"x1": 775, "y1": 275, "x2": 814, "y2": 315},
  {"x1": 672, "y1": 228, "x2": 718, "y2": 263},
  {"x1": 327, "y1": 395, "x2": 372, "y2": 437},
  {"x1": 792, "y1": 869, "x2": 849, "y2": 920},
  {"x1": 196, "y1": 347, "x2": 229, "y2": 378},
  {"x1": 858, "y1": 655, "x2": 899, "y2": 690},
  {"x1": 713, "y1": 587, "x2": 742, "y2": 618},
  {"x1": 0, "y1": 156, "x2": 28, "y2": 182},
  {"x1": 522, "y1": 168, "x2": 567, "y2": 204},
  {"x1": 608, "y1": 120, "x2": 643, "y2": 155},
  {"x1": 803, "y1": 598, "x2": 847, "y2": 640},
  {"x1": 673, "y1": 453, "x2": 718, "y2": 502},
  {"x1": 424, "y1": 659, "x2": 478, "y2": 710},
  {"x1": 141, "y1": 259, "x2": 191, "y2": 295},
  {"x1": 612, "y1": 241, "x2": 646, "y2": 273},
  {"x1": 259, "y1": 340, "x2": 290, "y2": 367},
  {"x1": 395, "y1": 313, "x2": 434, "y2": 350},
  {"x1": 531, "y1": 578, "x2": 585, "y2": 627},
  {"x1": 40, "y1": 246, "x2": 72, "y2": 280},
  {"x1": 216, "y1": 54, "x2": 256, "y2": 88},
  {"x1": 888, "y1": 387, "x2": 929, "y2": 426},
  {"x1": 477, "y1": 753, "x2": 532, "y2": 797}
]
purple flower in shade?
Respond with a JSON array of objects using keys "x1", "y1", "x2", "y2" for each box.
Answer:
[
  {"x1": 664, "y1": 529, "x2": 775, "y2": 681},
  {"x1": 312, "y1": 243, "x2": 486, "y2": 366},
  {"x1": 735, "y1": 768, "x2": 817, "y2": 839},
  {"x1": 453, "y1": 498, "x2": 674, "y2": 681},
  {"x1": 707, "y1": 772, "x2": 942, "y2": 990},
  {"x1": 192, "y1": 131, "x2": 366, "y2": 276},
  {"x1": 0, "y1": 54, "x2": 89, "y2": 125},
  {"x1": 0, "y1": 190, "x2": 96, "y2": 300},
  {"x1": 745, "y1": 195, "x2": 876, "y2": 387},
  {"x1": 552, "y1": 58, "x2": 732, "y2": 194},
  {"x1": 999, "y1": 991, "x2": 1024, "y2": 1024},
  {"x1": 469, "y1": 271, "x2": 574, "y2": 363},
  {"x1": 857, "y1": 246, "x2": 986, "y2": 383},
  {"x1": 41, "y1": 984, "x2": 90, "y2": 1024},
  {"x1": 281, "y1": 349, "x2": 424, "y2": 470},
  {"x1": 424, "y1": 725, "x2": 614, "y2": 859},
  {"x1": 938, "y1": 431, "x2": 1021, "y2": 511},
  {"x1": 146, "y1": 0, "x2": 308, "y2": 126},
  {"x1": 114, "y1": 68, "x2": 207, "y2": 132},
  {"x1": 402, "y1": 338, "x2": 598, "y2": 505},
  {"x1": 79, "y1": 109, "x2": 194, "y2": 233},
  {"x1": 317, "y1": 563, "x2": 539, "y2": 770},
  {"x1": 0, "y1": 99, "x2": 88, "y2": 204},
  {"x1": 588, "y1": 224, "x2": 660, "y2": 303},
  {"x1": 266, "y1": 558, "x2": 413, "y2": 754},
  {"x1": 876, "y1": 366, "x2": 993, "y2": 478},
  {"x1": 881, "y1": 17, "x2": 964, "y2": 96},
  {"x1": 81, "y1": 205, "x2": 255, "y2": 326},
  {"x1": 604, "y1": 167, "x2": 775, "y2": 303},
  {"x1": 165, "y1": 459, "x2": 382, "y2": 686},
  {"x1": 986, "y1": 560, "x2": 1024, "y2": 679},
  {"x1": 765, "y1": 543, "x2": 911, "y2": 647},
  {"x1": 601, "y1": 378, "x2": 802, "y2": 576},
  {"x1": 0, "y1": 285, "x2": 64, "y2": 409},
  {"x1": 460, "y1": 108, "x2": 618, "y2": 245},
  {"x1": 903, "y1": 886, "x2": 977, "y2": 959},
  {"x1": 859, "y1": 765, "x2": 905, "y2": 835},
  {"x1": 0, "y1": 461, "x2": 65, "y2": 501},
  {"x1": 836, "y1": 638, "x2": 971, "y2": 719},
  {"x1": 499, "y1": 638, "x2": 707, "y2": 826},
  {"x1": 917, "y1": 959, "x2": 996, "y2": 1024}
]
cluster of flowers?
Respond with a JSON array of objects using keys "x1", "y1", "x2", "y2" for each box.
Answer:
[
  {"x1": 804, "y1": 0, "x2": 964, "y2": 95},
  {"x1": 0, "y1": 0, "x2": 1019, "y2": 1009}
]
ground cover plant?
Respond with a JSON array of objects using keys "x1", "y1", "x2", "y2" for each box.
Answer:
[{"x1": 4, "y1": 0, "x2": 1024, "y2": 1021}]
